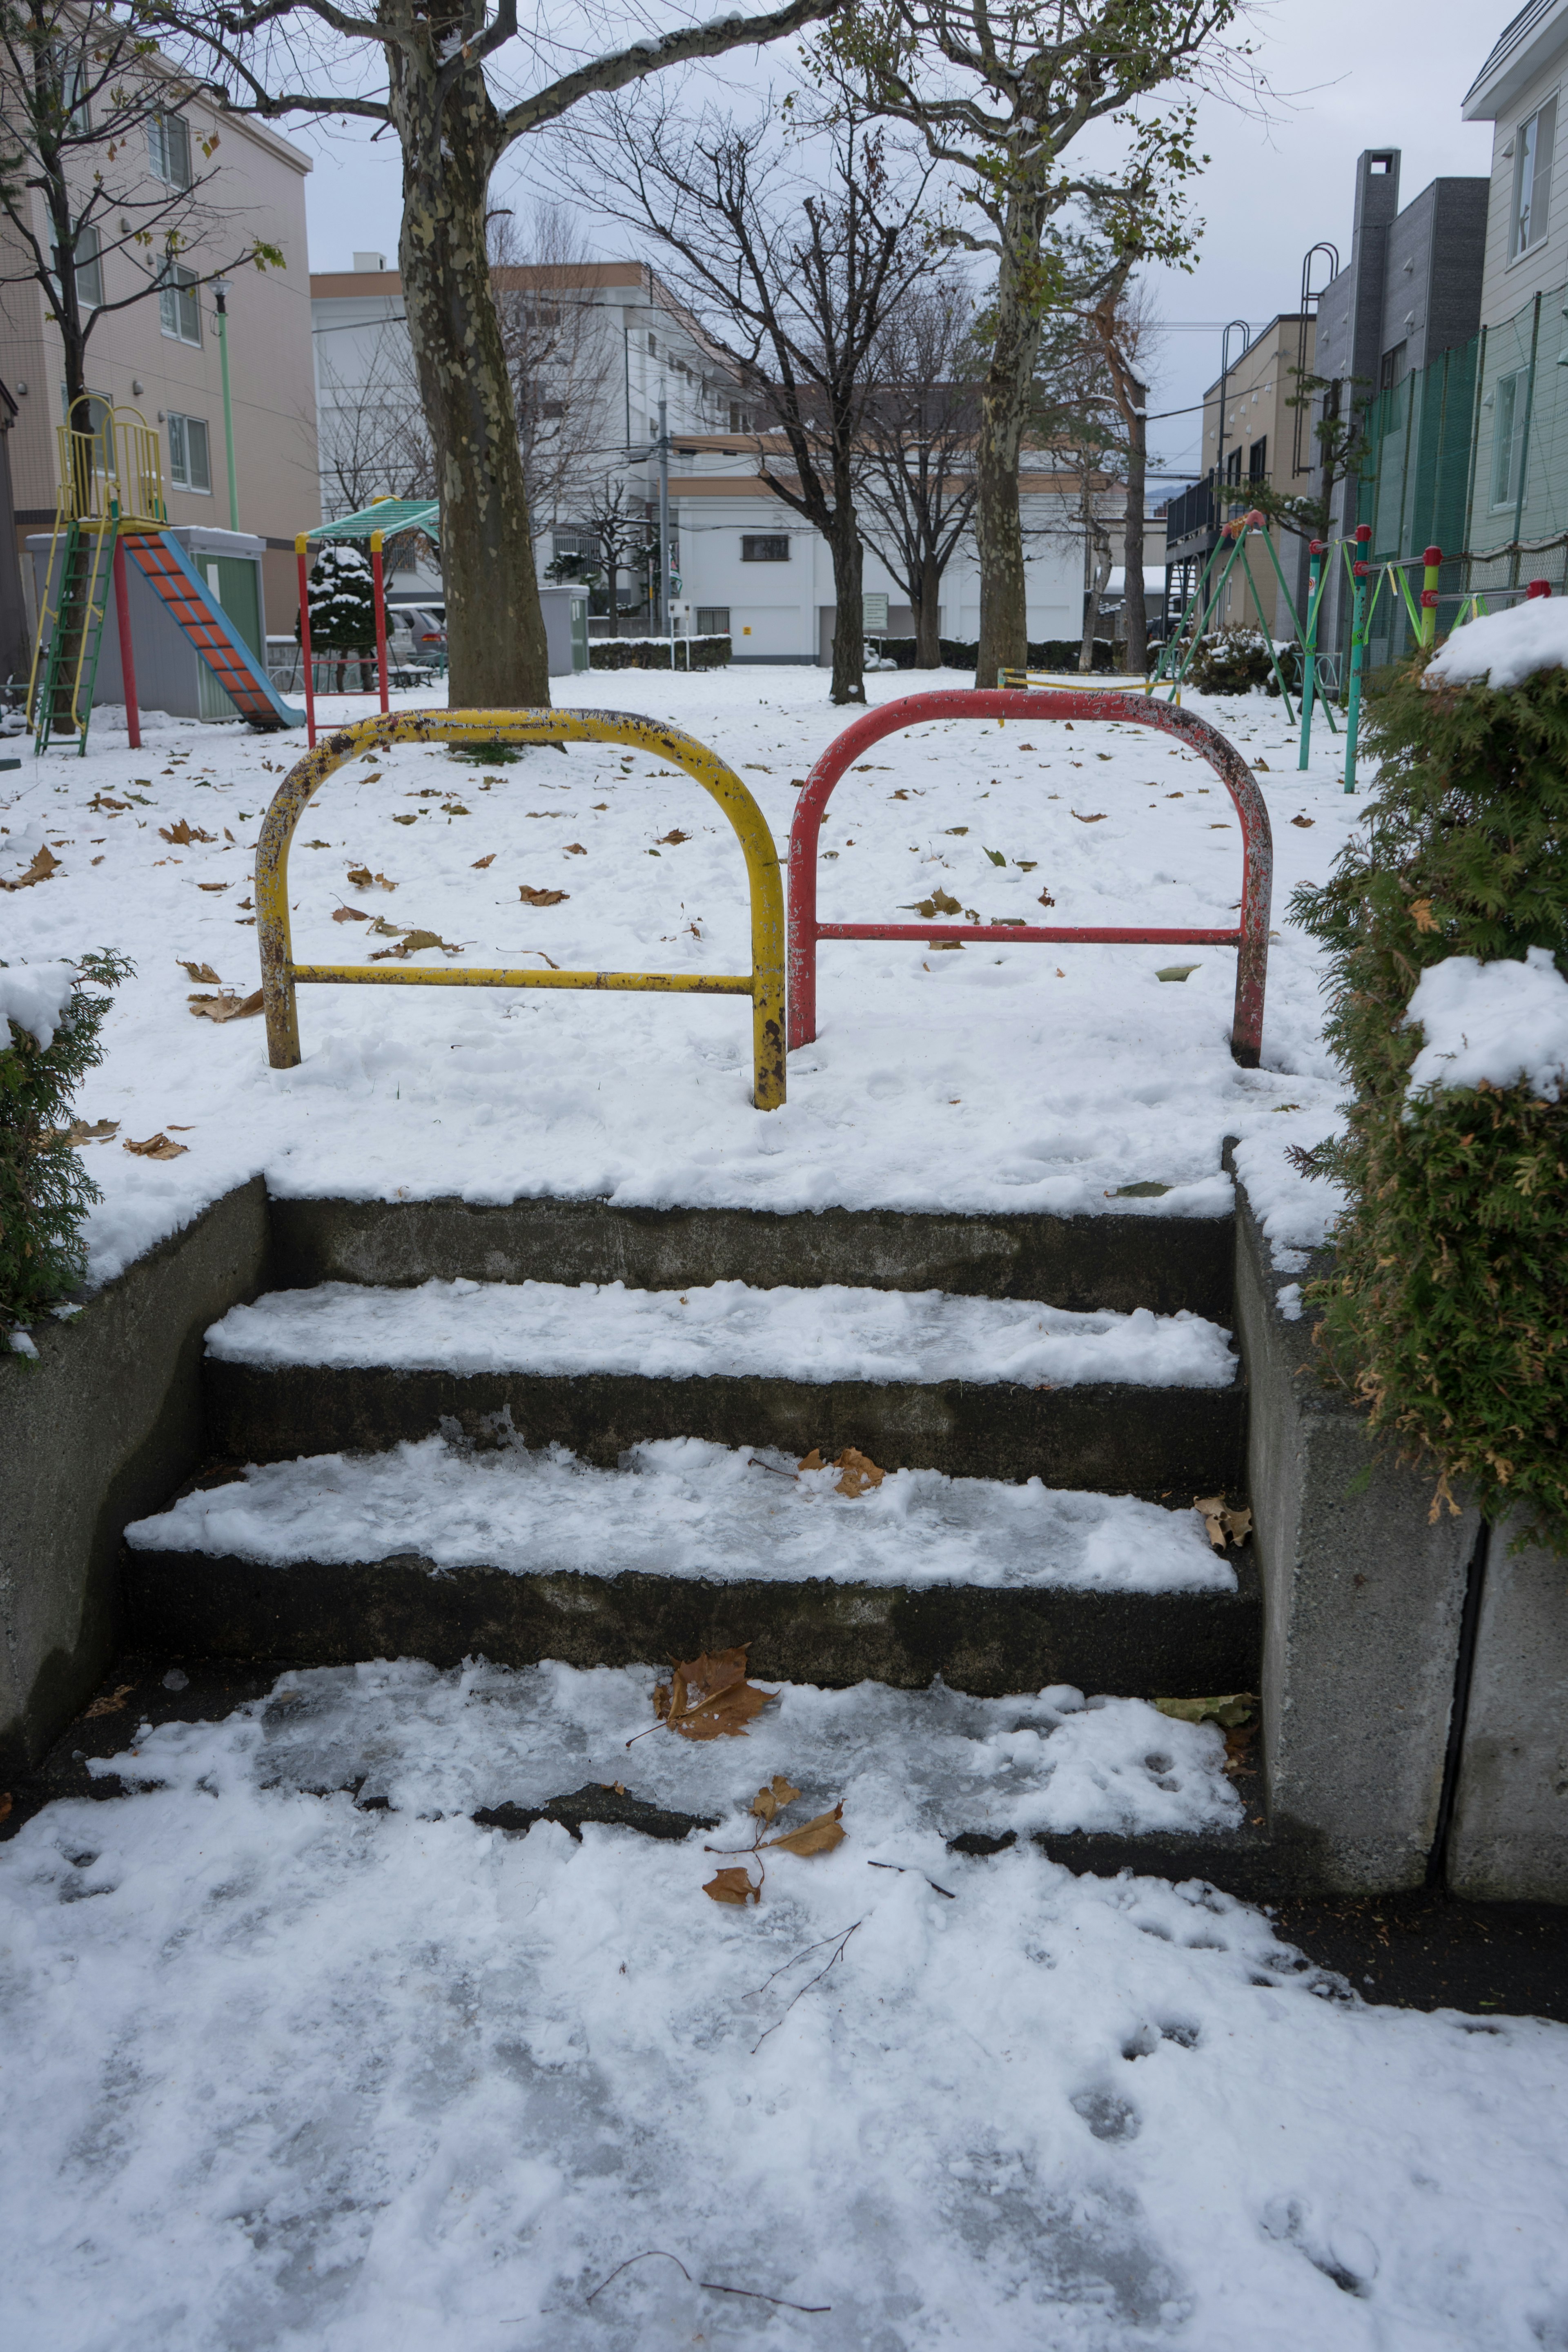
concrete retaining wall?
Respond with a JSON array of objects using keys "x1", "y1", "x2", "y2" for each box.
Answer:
[
  {"x1": 1447, "y1": 1517, "x2": 1568, "y2": 1903},
  {"x1": 1231, "y1": 1169, "x2": 1477, "y2": 1893},
  {"x1": 0, "y1": 1180, "x2": 271, "y2": 1776}
]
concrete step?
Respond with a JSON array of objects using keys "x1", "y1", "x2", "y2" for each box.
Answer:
[
  {"x1": 267, "y1": 1194, "x2": 1235, "y2": 1319},
  {"x1": 201, "y1": 1277, "x2": 1246, "y2": 1494},
  {"x1": 125, "y1": 1436, "x2": 1258, "y2": 1696}
]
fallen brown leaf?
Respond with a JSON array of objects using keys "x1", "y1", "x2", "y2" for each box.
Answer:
[
  {"x1": 197, "y1": 882, "x2": 228, "y2": 893},
  {"x1": 1290, "y1": 815, "x2": 1314, "y2": 829},
  {"x1": 900, "y1": 888, "x2": 962, "y2": 918},
  {"x1": 124, "y1": 1131, "x2": 189, "y2": 1158},
  {"x1": 177, "y1": 960, "x2": 220, "y2": 983},
  {"x1": 833, "y1": 1446, "x2": 885, "y2": 1498},
  {"x1": 762, "y1": 1803, "x2": 846, "y2": 1858},
  {"x1": 346, "y1": 865, "x2": 396, "y2": 891},
  {"x1": 564, "y1": 842, "x2": 587, "y2": 854},
  {"x1": 83, "y1": 1683, "x2": 136, "y2": 1718},
  {"x1": 392, "y1": 813, "x2": 418, "y2": 826},
  {"x1": 648, "y1": 1647, "x2": 775, "y2": 1742},
  {"x1": 657, "y1": 829, "x2": 691, "y2": 845},
  {"x1": 471, "y1": 853, "x2": 496, "y2": 869},
  {"x1": 188, "y1": 990, "x2": 263, "y2": 1024},
  {"x1": 1036, "y1": 887, "x2": 1056, "y2": 908},
  {"x1": 0, "y1": 845, "x2": 61, "y2": 891},
  {"x1": 519, "y1": 884, "x2": 568, "y2": 906},
  {"x1": 159, "y1": 820, "x2": 214, "y2": 846},
  {"x1": 369, "y1": 928, "x2": 458, "y2": 960},
  {"x1": 798, "y1": 1448, "x2": 824, "y2": 1471},
  {"x1": 751, "y1": 1774, "x2": 802, "y2": 1826},
  {"x1": 704, "y1": 1866, "x2": 761, "y2": 1906},
  {"x1": 1154, "y1": 1692, "x2": 1256, "y2": 1729},
  {"x1": 332, "y1": 905, "x2": 370, "y2": 923},
  {"x1": 1193, "y1": 1495, "x2": 1254, "y2": 1551},
  {"x1": 1071, "y1": 811, "x2": 1107, "y2": 824},
  {"x1": 58, "y1": 1118, "x2": 118, "y2": 1144}
]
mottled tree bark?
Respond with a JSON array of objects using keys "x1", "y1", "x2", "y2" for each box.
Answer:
[{"x1": 974, "y1": 215, "x2": 1045, "y2": 688}]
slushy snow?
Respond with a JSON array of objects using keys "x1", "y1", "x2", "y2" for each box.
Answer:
[
  {"x1": 1405, "y1": 944, "x2": 1568, "y2": 1101},
  {"x1": 2, "y1": 1660, "x2": 1566, "y2": 2351},
  {"x1": 1425, "y1": 591, "x2": 1568, "y2": 690},
  {"x1": 126, "y1": 1434, "x2": 1238, "y2": 1594},
  {"x1": 204, "y1": 1276, "x2": 1238, "y2": 1390}
]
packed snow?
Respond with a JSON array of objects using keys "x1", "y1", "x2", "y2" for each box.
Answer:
[
  {"x1": 0, "y1": 957, "x2": 77, "y2": 1052},
  {"x1": 125, "y1": 1433, "x2": 1237, "y2": 1594},
  {"x1": 1424, "y1": 592, "x2": 1568, "y2": 690},
  {"x1": 205, "y1": 1276, "x2": 1238, "y2": 1389},
  {"x1": 0, "y1": 668, "x2": 1355, "y2": 1291},
  {"x1": 3, "y1": 1659, "x2": 1566, "y2": 2351},
  {"x1": 1404, "y1": 944, "x2": 1568, "y2": 1102}
]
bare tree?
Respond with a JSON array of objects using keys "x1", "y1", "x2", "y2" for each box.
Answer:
[
  {"x1": 315, "y1": 328, "x2": 432, "y2": 515},
  {"x1": 856, "y1": 278, "x2": 980, "y2": 667},
  {"x1": 162, "y1": 0, "x2": 836, "y2": 709},
  {"x1": 0, "y1": 0, "x2": 282, "y2": 418},
  {"x1": 546, "y1": 473, "x2": 655, "y2": 636},
  {"x1": 815, "y1": 0, "x2": 1243, "y2": 685},
  {"x1": 572, "y1": 98, "x2": 935, "y2": 703},
  {"x1": 488, "y1": 204, "x2": 617, "y2": 532}
]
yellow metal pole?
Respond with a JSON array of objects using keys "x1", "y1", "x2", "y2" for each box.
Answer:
[{"x1": 256, "y1": 707, "x2": 787, "y2": 1107}]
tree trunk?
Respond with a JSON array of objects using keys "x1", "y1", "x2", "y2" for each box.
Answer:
[
  {"x1": 1122, "y1": 388, "x2": 1147, "y2": 676},
  {"x1": 388, "y1": 49, "x2": 550, "y2": 708},
  {"x1": 973, "y1": 214, "x2": 1044, "y2": 688},
  {"x1": 827, "y1": 469, "x2": 865, "y2": 703},
  {"x1": 915, "y1": 549, "x2": 942, "y2": 666}
]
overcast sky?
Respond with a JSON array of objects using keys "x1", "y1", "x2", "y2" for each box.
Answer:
[{"x1": 299, "y1": 0, "x2": 1502, "y2": 485}]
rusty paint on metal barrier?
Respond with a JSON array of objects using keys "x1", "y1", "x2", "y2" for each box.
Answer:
[
  {"x1": 257, "y1": 707, "x2": 786, "y2": 1107},
  {"x1": 786, "y1": 688, "x2": 1272, "y2": 1068}
]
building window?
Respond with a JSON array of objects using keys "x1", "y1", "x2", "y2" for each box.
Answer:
[
  {"x1": 1491, "y1": 369, "x2": 1530, "y2": 508},
  {"x1": 1247, "y1": 435, "x2": 1267, "y2": 481},
  {"x1": 72, "y1": 223, "x2": 102, "y2": 309},
  {"x1": 168, "y1": 412, "x2": 211, "y2": 493},
  {"x1": 696, "y1": 606, "x2": 730, "y2": 635},
  {"x1": 51, "y1": 45, "x2": 90, "y2": 131},
  {"x1": 1511, "y1": 98, "x2": 1556, "y2": 258},
  {"x1": 648, "y1": 332, "x2": 658, "y2": 355},
  {"x1": 148, "y1": 109, "x2": 192, "y2": 188},
  {"x1": 728, "y1": 402, "x2": 754, "y2": 432},
  {"x1": 158, "y1": 260, "x2": 201, "y2": 344},
  {"x1": 1379, "y1": 342, "x2": 1408, "y2": 391},
  {"x1": 1224, "y1": 446, "x2": 1242, "y2": 485},
  {"x1": 742, "y1": 534, "x2": 789, "y2": 561}
]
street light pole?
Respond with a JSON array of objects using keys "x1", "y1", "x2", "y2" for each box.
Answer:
[{"x1": 212, "y1": 279, "x2": 238, "y2": 531}]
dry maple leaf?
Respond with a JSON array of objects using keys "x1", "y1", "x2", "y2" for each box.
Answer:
[
  {"x1": 159, "y1": 820, "x2": 214, "y2": 846},
  {"x1": 1291, "y1": 814, "x2": 1315, "y2": 829},
  {"x1": 177, "y1": 960, "x2": 220, "y2": 983},
  {"x1": 704, "y1": 1866, "x2": 762, "y2": 1906},
  {"x1": 1193, "y1": 1494, "x2": 1254, "y2": 1552},
  {"x1": 519, "y1": 884, "x2": 568, "y2": 906},
  {"x1": 61, "y1": 1118, "x2": 118, "y2": 1144},
  {"x1": 197, "y1": 882, "x2": 228, "y2": 893},
  {"x1": 0, "y1": 845, "x2": 61, "y2": 891},
  {"x1": 643, "y1": 1646, "x2": 776, "y2": 1744},
  {"x1": 392, "y1": 813, "x2": 418, "y2": 826},
  {"x1": 751, "y1": 1774, "x2": 802, "y2": 1826},
  {"x1": 188, "y1": 990, "x2": 263, "y2": 1024},
  {"x1": 370, "y1": 928, "x2": 457, "y2": 960},
  {"x1": 1036, "y1": 887, "x2": 1057, "y2": 908},
  {"x1": 657, "y1": 829, "x2": 691, "y2": 845},
  {"x1": 832, "y1": 1447, "x2": 884, "y2": 1497},
  {"x1": 332, "y1": 905, "x2": 370, "y2": 923},
  {"x1": 900, "y1": 888, "x2": 962, "y2": 918},
  {"x1": 124, "y1": 1131, "x2": 189, "y2": 1158},
  {"x1": 82, "y1": 1683, "x2": 136, "y2": 1719},
  {"x1": 471, "y1": 853, "x2": 496, "y2": 869},
  {"x1": 564, "y1": 842, "x2": 587, "y2": 854},
  {"x1": 1071, "y1": 811, "x2": 1107, "y2": 824},
  {"x1": 761, "y1": 1804, "x2": 845, "y2": 1858},
  {"x1": 798, "y1": 1448, "x2": 823, "y2": 1471}
]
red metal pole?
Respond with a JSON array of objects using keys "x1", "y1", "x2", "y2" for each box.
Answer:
[
  {"x1": 371, "y1": 530, "x2": 389, "y2": 714},
  {"x1": 111, "y1": 530, "x2": 140, "y2": 751},
  {"x1": 296, "y1": 533, "x2": 316, "y2": 748}
]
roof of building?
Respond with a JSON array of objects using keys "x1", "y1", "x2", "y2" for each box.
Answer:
[{"x1": 1463, "y1": 0, "x2": 1568, "y2": 118}]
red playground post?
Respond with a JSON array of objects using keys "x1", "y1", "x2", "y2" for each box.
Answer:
[
  {"x1": 295, "y1": 532, "x2": 316, "y2": 748},
  {"x1": 111, "y1": 531, "x2": 140, "y2": 751},
  {"x1": 370, "y1": 528, "x2": 390, "y2": 715}
]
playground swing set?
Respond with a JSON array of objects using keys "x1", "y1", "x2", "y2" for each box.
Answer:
[{"x1": 26, "y1": 400, "x2": 422, "y2": 757}]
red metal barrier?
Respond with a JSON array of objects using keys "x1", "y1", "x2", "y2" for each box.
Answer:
[{"x1": 786, "y1": 688, "x2": 1273, "y2": 1066}]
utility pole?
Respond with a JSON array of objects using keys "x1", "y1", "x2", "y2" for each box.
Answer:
[
  {"x1": 212, "y1": 281, "x2": 239, "y2": 532},
  {"x1": 657, "y1": 393, "x2": 674, "y2": 668}
]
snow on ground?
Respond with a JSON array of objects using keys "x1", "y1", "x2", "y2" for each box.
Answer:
[
  {"x1": 205, "y1": 1276, "x2": 1237, "y2": 1388},
  {"x1": 125, "y1": 1435, "x2": 1238, "y2": 1593},
  {"x1": 4, "y1": 1662, "x2": 1567, "y2": 2352},
  {"x1": 1, "y1": 668, "x2": 1356, "y2": 1290}
]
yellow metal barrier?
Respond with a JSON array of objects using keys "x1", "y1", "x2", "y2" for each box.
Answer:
[{"x1": 257, "y1": 707, "x2": 787, "y2": 1108}]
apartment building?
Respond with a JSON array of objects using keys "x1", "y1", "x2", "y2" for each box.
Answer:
[
  {"x1": 0, "y1": 77, "x2": 319, "y2": 638},
  {"x1": 1163, "y1": 314, "x2": 1316, "y2": 641},
  {"x1": 310, "y1": 253, "x2": 1099, "y2": 662}
]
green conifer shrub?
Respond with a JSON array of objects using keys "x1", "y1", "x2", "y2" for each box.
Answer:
[
  {"x1": 1, "y1": 951, "x2": 131, "y2": 1337},
  {"x1": 1290, "y1": 654, "x2": 1568, "y2": 1544}
]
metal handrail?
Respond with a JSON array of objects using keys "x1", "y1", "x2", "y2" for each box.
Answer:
[{"x1": 256, "y1": 706, "x2": 787, "y2": 1108}]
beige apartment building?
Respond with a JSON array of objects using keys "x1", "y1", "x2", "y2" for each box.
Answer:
[
  {"x1": 1163, "y1": 314, "x2": 1316, "y2": 641},
  {"x1": 0, "y1": 71, "x2": 319, "y2": 639}
]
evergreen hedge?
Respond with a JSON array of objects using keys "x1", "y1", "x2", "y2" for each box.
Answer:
[
  {"x1": 1290, "y1": 653, "x2": 1568, "y2": 1544},
  {"x1": 588, "y1": 635, "x2": 731, "y2": 671},
  {"x1": 1, "y1": 951, "x2": 131, "y2": 1336}
]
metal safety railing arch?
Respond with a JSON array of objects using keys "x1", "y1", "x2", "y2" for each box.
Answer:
[
  {"x1": 786, "y1": 687, "x2": 1273, "y2": 1067},
  {"x1": 257, "y1": 708, "x2": 786, "y2": 1107}
]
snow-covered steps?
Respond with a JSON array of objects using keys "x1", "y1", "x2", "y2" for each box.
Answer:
[
  {"x1": 203, "y1": 1276, "x2": 1246, "y2": 1494},
  {"x1": 269, "y1": 1192, "x2": 1236, "y2": 1321},
  {"x1": 125, "y1": 1435, "x2": 1259, "y2": 1697}
]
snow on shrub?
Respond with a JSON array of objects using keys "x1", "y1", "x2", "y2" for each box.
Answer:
[
  {"x1": 1183, "y1": 626, "x2": 1276, "y2": 697},
  {"x1": 1, "y1": 951, "x2": 131, "y2": 1338},
  {"x1": 1290, "y1": 608, "x2": 1568, "y2": 1544}
]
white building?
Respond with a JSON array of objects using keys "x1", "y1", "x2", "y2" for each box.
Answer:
[{"x1": 309, "y1": 253, "x2": 1104, "y2": 662}]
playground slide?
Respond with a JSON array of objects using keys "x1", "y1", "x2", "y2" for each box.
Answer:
[{"x1": 122, "y1": 530, "x2": 305, "y2": 729}]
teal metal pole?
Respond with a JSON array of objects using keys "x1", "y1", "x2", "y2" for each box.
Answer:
[
  {"x1": 1344, "y1": 526, "x2": 1371, "y2": 793},
  {"x1": 214, "y1": 282, "x2": 238, "y2": 532},
  {"x1": 1298, "y1": 541, "x2": 1323, "y2": 769}
]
